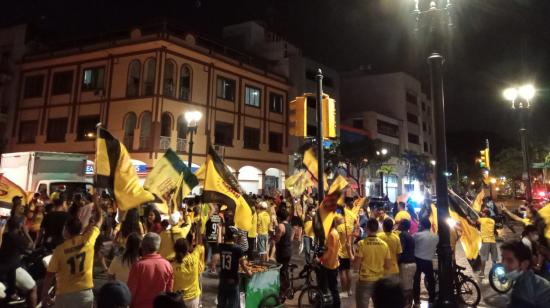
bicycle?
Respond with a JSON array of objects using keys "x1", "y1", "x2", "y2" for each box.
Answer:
[
  {"x1": 258, "y1": 262, "x2": 318, "y2": 308},
  {"x1": 488, "y1": 263, "x2": 513, "y2": 294},
  {"x1": 425, "y1": 263, "x2": 481, "y2": 306}
]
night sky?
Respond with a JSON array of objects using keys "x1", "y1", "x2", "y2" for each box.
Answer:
[{"x1": 3, "y1": 0, "x2": 550, "y2": 158}]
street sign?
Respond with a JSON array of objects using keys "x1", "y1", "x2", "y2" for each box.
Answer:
[{"x1": 531, "y1": 162, "x2": 550, "y2": 169}]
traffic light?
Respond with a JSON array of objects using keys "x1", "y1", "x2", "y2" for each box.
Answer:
[
  {"x1": 289, "y1": 96, "x2": 307, "y2": 137},
  {"x1": 322, "y1": 94, "x2": 337, "y2": 139},
  {"x1": 479, "y1": 148, "x2": 490, "y2": 170}
]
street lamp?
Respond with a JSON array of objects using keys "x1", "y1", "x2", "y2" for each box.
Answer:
[
  {"x1": 377, "y1": 148, "x2": 388, "y2": 196},
  {"x1": 409, "y1": 1, "x2": 455, "y2": 306},
  {"x1": 184, "y1": 110, "x2": 202, "y2": 169},
  {"x1": 502, "y1": 84, "x2": 535, "y2": 202}
]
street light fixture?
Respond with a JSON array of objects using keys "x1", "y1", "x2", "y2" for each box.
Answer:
[
  {"x1": 377, "y1": 148, "x2": 388, "y2": 196},
  {"x1": 502, "y1": 84, "x2": 535, "y2": 201},
  {"x1": 184, "y1": 110, "x2": 202, "y2": 169}
]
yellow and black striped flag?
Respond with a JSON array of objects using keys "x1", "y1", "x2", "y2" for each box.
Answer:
[
  {"x1": 95, "y1": 127, "x2": 155, "y2": 211},
  {"x1": 202, "y1": 146, "x2": 254, "y2": 233}
]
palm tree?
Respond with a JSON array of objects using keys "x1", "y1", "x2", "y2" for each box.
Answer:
[{"x1": 377, "y1": 165, "x2": 396, "y2": 197}]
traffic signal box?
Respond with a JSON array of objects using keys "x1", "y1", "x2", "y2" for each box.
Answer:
[
  {"x1": 479, "y1": 148, "x2": 490, "y2": 170},
  {"x1": 288, "y1": 93, "x2": 336, "y2": 139}
]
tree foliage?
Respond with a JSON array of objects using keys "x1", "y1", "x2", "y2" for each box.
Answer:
[
  {"x1": 491, "y1": 147, "x2": 523, "y2": 180},
  {"x1": 400, "y1": 150, "x2": 433, "y2": 184}
]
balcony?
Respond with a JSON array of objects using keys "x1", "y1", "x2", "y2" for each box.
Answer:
[
  {"x1": 176, "y1": 138, "x2": 187, "y2": 152},
  {"x1": 139, "y1": 136, "x2": 151, "y2": 150},
  {"x1": 160, "y1": 136, "x2": 171, "y2": 150}
]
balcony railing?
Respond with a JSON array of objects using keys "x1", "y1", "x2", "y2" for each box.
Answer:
[
  {"x1": 139, "y1": 136, "x2": 151, "y2": 150},
  {"x1": 160, "y1": 136, "x2": 171, "y2": 150},
  {"x1": 176, "y1": 138, "x2": 187, "y2": 152}
]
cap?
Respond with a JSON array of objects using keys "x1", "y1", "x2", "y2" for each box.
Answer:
[
  {"x1": 259, "y1": 201, "x2": 268, "y2": 209},
  {"x1": 97, "y1": 281, "x2": 131, "y2": 308},
  {"x1": 169, "y1": 212, "x2": 181, "y2": 225}
]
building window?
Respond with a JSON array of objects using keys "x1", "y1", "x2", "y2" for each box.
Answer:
[
  {"x1": 215, "y1": 122, "x2": 234, "y2": 146},
  {"x1": 123, "y1": 112, "x2": 137, "y2": 150},
  {"x1": 377, "y1": 120, "x2": 399, "y2": 138},
  {"x1": 160, "y1": 113, "x2": 172, "y2": 137},
  {"x1": 143, "y1": 58, "x2": 156, "y2": 96},
  {"x1": 216, "y1": 77, "x2": 236, "y2": 101},
  {"x1": 269, "y1": 93, "x2": 283, "y2": 113},
  {"x1": 163, "y1": 60, "x2": 176, "y2": 97},
  {"x1": 406, "y1": 91, "x2": 417, "y2": 105},
  {"x1": 422, "y1": 102, "x2": 426, "y2": 111},
  {"x1": 52, "y1": 71, "x2": 73, "y2": 95},
  {"x1": 47, "y1": 118, "x2": 68, "y2": 142},
  {"x1": 245, "y1": 86, "x2": 261, "y2": 107},
  {"x1": 408, "y1": 133, "x2": 420, "y2": 145},
  {"x1": 23, "y1": 75, "x2": 44, "y2": 98},
  {"x1": 269, "y1": 132, "x2": 283, "y2": 153},
  {"x1": 18, "y1": 120, "x2": 38, "y2": 143},
  {"x1": 424, "y1": 142, "x2": 429, "y2": 152},
  {"x1": 243, "y1": 127, "x2": 260, "y2": 149},
  {"x1": 126, "y1": 60, "x2": 141, "y2": 97},
  {"x1": 76, "y1": 115, "x2": 99, "y2": 140},
  {"x1": 353, "y1": 119, "x2": 363, "y2": 129},
  {"x1": 179, "y1": 66, "x2": 191, "y2": 101},
  {"x1": 406, "y1": 112, "x2": 418, "y2": 124},
  {"x1": 82, "y1": 67, "x2": 105, "y2": 91},
  {"x1": 422, "y1": 122, "x2": 427, "y2": 132},
  {"x1": 139, "y1": 111, "x2": 152, "y2": 150}
]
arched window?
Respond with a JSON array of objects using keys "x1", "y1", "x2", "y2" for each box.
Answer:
[
  {"x1": 143, "y1": 58, "x2": 156, "y2": 96},
  {"x1": 126, "y1": 60, "x2": 141, "y2": 97},
  {"x1": 139, "y1": 111, "x2": 152, "y2": 150},
  {"x1": 161, "y1": 112, "x2": 172, "y2": 137},
  {"x1": 163, "y1": 60, "x2": 176, "y2": 97},
  {"x1": 123, "y1": 112, "x2": 137, "y2": 150},
  {"x1": 179, "y1": 65, "x2": 191, "y2": 101},
  {"x1": 176, "y1": 116, "x2": 188, "y2": 152}
]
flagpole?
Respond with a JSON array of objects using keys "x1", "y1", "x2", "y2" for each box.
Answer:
[
  {"x1": 94, "y1": 122, "x2": 102, "y2": 187},
  {"x1": 315, "y1": 69, "x2": 324, "y2": 203}
]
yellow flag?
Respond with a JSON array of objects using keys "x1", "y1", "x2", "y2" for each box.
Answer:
[
  {"x1": 328, "y1": 175, "x2": 349, "y2": 195},
  {"x1": 352, "y1": 197, "x2": 366, "y2": 216},
  {"x1": 195, "y1": 164, "x2": 206, "y2": 181},
  {"x1": 95, "y1": 127, "x2": 155, "y2": 211},
  {"x1": 303, "y1": 148, "x2": 328, "y2": 189},
  {"x1": 0, "y1": 174, "x2": 28, "y2": 214},
  {"x1": 285, "y1": 170, "x2": 313, "y2": 197},
  {"x1": 472, "y1": 190, "x2": 485, "y2": 212},
  {"x1": 536, "y1": 204, "x2": 550, "y2": 247},
  {"x1": 202, "y1": 146, "x2": 254, "y2": 233}
]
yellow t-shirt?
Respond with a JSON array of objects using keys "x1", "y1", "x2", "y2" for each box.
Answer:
[
  {"x1": 248, "y1": 212, "x2": 258, "y2": 238},
  {"x1": 377, "y1": 232, "x2": 402, "y2": 274},
  {"x1": 478, "y1": 217, "x2": 496, "y2": 243},
  {"x1": 257, "y1": 211, "x2": 271, "y2": 235},
  {"x1": 48, "y1": 226, "x2": 100, "y2": 295},
  {"x1": 172, "y1": 244, "x2": 205, "y2": 301},
  {"x1": 30, "y1": 212, "x2": 44, "y2": 232},
  {"x1": 356, "y1": 236, "x2": 390, "y2": 282},
  {"x1": 394, "y1": 210, "x2": 411, "y2": 223},
  {"x1": 320, "y1": 228, "x2": 341, "y2": 270},
  {"x1": 304, "y1": 220, "x2": 314, "y2": 238},
  {"x1": 337, "y1": 223, "x2": 353, "y2": 259},
  {"x1": 159, "y1": 225, "x2": 192, "y2": 261},
  {"x1": 522, "y1": 218, "x2": 532, "y2": 226}
]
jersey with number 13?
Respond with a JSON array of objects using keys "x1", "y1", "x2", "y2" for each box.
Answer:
[{"x1": 47, "y1": 226, "x2": 100, "y2": 295}]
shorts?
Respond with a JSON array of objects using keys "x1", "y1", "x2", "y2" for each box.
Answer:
[
  {"x1": 208, "y1": 242, "x2": 220, "y2": 254},
  {"x1": 257, "y1": 234, "x2": 268, "y2": 254},
  {"x1": 399, "y1": 263, "x2": 417, "y2": 291},
  {"x1": 291, "y1": 216, "x2": 303, "y2": 227},
  {"x1": 16, "y1": 267, "x2": 36, "y2": 292},
  {"x1": 55, "y1": 289, "x2": 94, "y2": 308},
  {"x1": 480, "y1": 242, "x2": 498, "y2": 262},
  {"x1": 338, "y1": 258, "x2": 350, "y2": 271}
]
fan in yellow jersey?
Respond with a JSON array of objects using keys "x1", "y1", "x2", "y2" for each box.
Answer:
[
  {"x1": 41, "y1": 195, "x2": 103, "y2": 308},
  {"x1": 394, "y1": 202, "x2": 411, "y2": 225},
  {"x1": 336, "y1": 215, "x2": 355, "y2": 298},
  {"x1": 256, "y1": 202, "x2": 271, "y2": 262},
  {"x1": 377, "y1": 218, "x2": 403, "y2": 278},
  {"x1": 159, "y1": 212, "x2": 191, "y2": 261},
  {"x1": 354, "y1": 218, "x2": 391, "y2": 308}
]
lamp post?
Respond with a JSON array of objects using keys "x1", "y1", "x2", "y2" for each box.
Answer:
[
  {"x1": 377, "y1": 148, "x2": 388, "y2": 196},
  {"x1": 184, "y1": 111, "x2": 202, "y2": 168},
  {"x1": 503, "y1": 84, "x2": 535, "y2": 202},
  {"x1": 409, "y1": 1, "x2": 456, "y2": 306}
]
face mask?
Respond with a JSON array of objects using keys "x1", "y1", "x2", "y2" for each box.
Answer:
[{"x1": 505, "y1": 270, "x2": 522, "y2": 281}]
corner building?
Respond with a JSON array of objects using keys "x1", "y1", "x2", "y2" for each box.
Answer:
[{"x1": 8, "y1": 27, "x2": 290, "y2": 195}]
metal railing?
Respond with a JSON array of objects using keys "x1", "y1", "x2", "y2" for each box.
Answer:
[
  {"x1": 176, "y1": 138, "x2": 187, "y2": 152},
  {"x1": 160, "y1": 136, "x2": 171, "y2": 150}
]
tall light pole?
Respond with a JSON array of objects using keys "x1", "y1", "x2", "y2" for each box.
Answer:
[
  {"x1": 376, "y1": 148, "x2": 388, "y2": 196},
  {"x1": 184, "y1": 110, "x2": 202, "y2": 169},
  {"x1": 410, "y1": 1, "x2": 456, "y2": 306},
  {"x1": 503, "y1": 84, "x2": 535, "y2": 202}
]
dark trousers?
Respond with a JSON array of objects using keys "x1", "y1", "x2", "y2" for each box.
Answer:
[
  {"x1": 318, "y1": 265, "x2": 340, "y2": 308},
  {"x1": 247, "y1": 237, "x2": 256, "y2": 260},
  {"x1": 217, "y1": 279, "x2": 240, "y2": 308},
  {"x1": 413, "y1": 257, "x2": 436, "y2": 303},
  {"x1": 277, "y1": 255, "x2": 291, "y2": 295}
]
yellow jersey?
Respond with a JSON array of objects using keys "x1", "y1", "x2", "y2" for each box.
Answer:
[
  {"x1": 159, "y1": 225, "x2": 192, "y2": 261},
  {"x1": 337, "y1": 223, "x2": 353, "y2": 259},
  {"x1": 394, "y1": 210, "x2": 411, "y2": 223},
  {"x1": 257, "y1": 211, "x2": 271, "y2": 235},
  {"x1": 478, "y1": 217, "x2": 496, "y2": 243},
  {"x1": 320, "y1": 228, "x2": 341, "y2": 270},
  {"x1": 356, "y1": 236, "x2": 390, "y2": 282},
  {"x1": 48, "y1": 226, "x2": 100, "y2": 295},
  {"x1": 303, "y1": 220, "x2": 314, "y2": 238},
  {"x1": 248, "y1": 212, "x2": 258, "y2": 238},
  {"x1": 377, "y1": 232, "x2": 402, "y2": 274},
  {"x1": 172, "y1": 244, "x2": 205, "y2": 301}
]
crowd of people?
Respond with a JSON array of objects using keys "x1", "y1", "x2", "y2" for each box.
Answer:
[{"x1": 2, "y1": 185, "x2": 550, "y2": 308}]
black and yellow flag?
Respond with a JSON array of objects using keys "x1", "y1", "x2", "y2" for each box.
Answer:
[
  {"x1": 95, "y1": 127, "x2": 155, "y2": 211},
  {"x1": 303, "y1": 147, "x2": 328, "y2": 190},
  {"x1": 202, "y1": 146, "x2": 254, "y2": 232}
]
